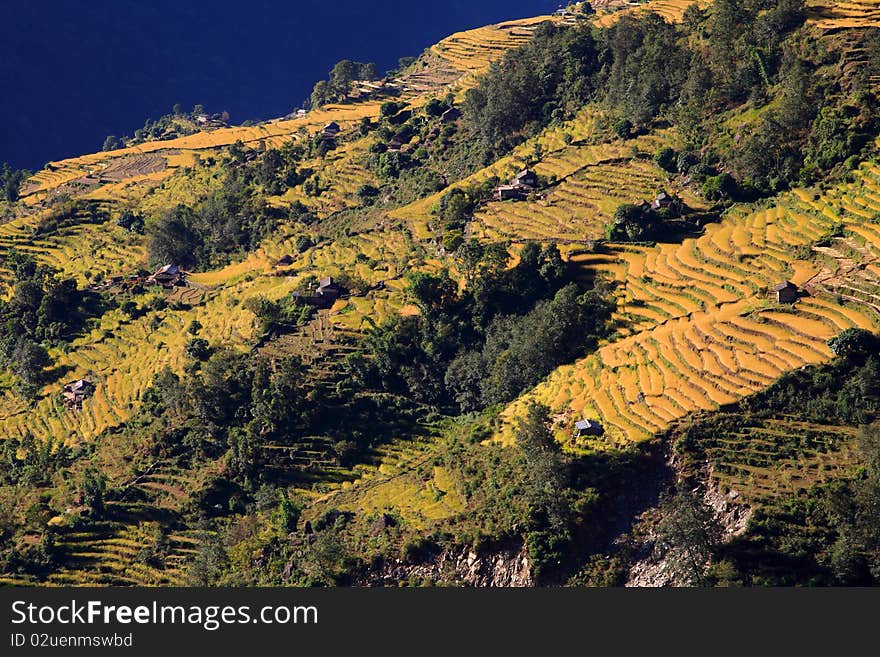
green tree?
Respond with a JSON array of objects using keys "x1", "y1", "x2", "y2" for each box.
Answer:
[
  {"x1": 310, "y1": 80, "x2": 331, "y2": 108},
  {"x1": 516, "y1": 403, "x2": 565, "y2": 505},
  {"x1": 102, "y1": 135, "x2": 121, "y2": 151},
  {"x1": 406, "y1": 270, "x2": 457, "y2": 317},
  {"x1": 79, "y1": 467, "x2": 108, "y2": 515},
  {"x1": 185, "y1": 338, "x2": 212, "y2": 361},
  {"x1": 1, "y1": 163, "x2": 29, "y2": 203},
  {"x1": 828, "y1": 328, "x2": 877, "y2": 359},
  {"x1": 653, "y1": 487, "x2": 721, "y2": 586},
  {"x1": 654, "y1": 146, "x2": 678, "y2": 172},
  {"x1": 275, "y1": 491, "x2": 302, "y2": 534},
  {"x1": 701, "y1": 173, "x2": 737, "y2": 202},
  {"x1": 148, "y1": 205, "x2": 200, "y2": 267}
]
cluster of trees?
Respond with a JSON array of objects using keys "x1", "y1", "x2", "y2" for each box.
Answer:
[
  {"x1": 514, "y1": 403, "x2": 594, "y2": 577},
  {"x1": 0, "y1": 252, "x2": 101, "y2": 397},
  {"x1": 464, "y1": 22, "x2": 601, "y2": 163},
  {"x1": 358, "y1": 94, "x2": 469, "y2": 205},
  {"x1": 0, "y1": 433, "x2": 74, "y2": 488},
  {"x1": 147, "y1": 143, "x2": 296, "y2": 269},
  {"x1": 459, "y1": 0, "x2": 880, "y2": 198},
  {"x1": 243, "y1": 291, "x2": 315, "y2": 335},
  {"x1": 311, "y1": 60, "x2": 378, "y2": 107},
  {"x1": 0, "y1": 163, "x2": 29, "y2": 203},
  {"x1": 445, "y1": 283, "x2": 612, "y2": 411},
  {"x1": 355, "y1": 241, "x2": 612, "y2": 410}
]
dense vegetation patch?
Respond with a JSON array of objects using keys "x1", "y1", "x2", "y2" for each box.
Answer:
[
  {"x1": 0, "y1": 162, "x2": 29, "y2": 204},
  {"x1": 0, "y1": 252, "x2": 107, "y2": 397},
  {"x1": 457, "y1": 0, "x2": 880, "y2": 196},
  {"x1": 147, "y1": 142, "x2": 307, "y2": 268},
  {"x1": 358, "y1": 241, "x2": 613, "y2": 409}
]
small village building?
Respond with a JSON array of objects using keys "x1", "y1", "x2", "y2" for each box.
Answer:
[
  {"x1": 774, "y1": 281, "x2": 799, "y2": 304},
  {"x1": 147, "y1": 264, "x2": 184, "y2": 288},
  {"x1": 441, "y1": 107, "x2": 462, "y2": 123},
  {"x1": 62, "y1": 379, "x2": 93, "y2": 412},
  {"x1": 294, "y1": 276, "x2": 344, "y2": 308},
  {"x1": 316, "y1": 276, "x2": 341, "y2": 305},
  {"x1": 295, "y1": 109, "x2": 308, "y2": 118},
  {"x1": 275, "y1": 254, "x2": 295, "y2": 267},
  {"x1": 574, "y1": 418, "x2": 604, "y2": 438},
  {"x1": 387, "y1": 136, "x2": 404, "y2": 151},
  {"x1": 494, "y1": 169, "x2": 538, "y2": 201},
  {"x1": 322, "y1": 121, "x2": 341, "y2": 138},
  {"x1": 495, "y1": 185, "x2": 528, "y2": 201},
  {"x1": 512, "y1": 169, "x2": 538, "y2": 189},
  {"x1": 651, "y1": 192, "x2": 674, "y2": 210}
]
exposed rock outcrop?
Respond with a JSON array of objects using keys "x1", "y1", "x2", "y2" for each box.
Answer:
[{"x1": 360, "y1": 543, "x2": 532, "y2": 587}]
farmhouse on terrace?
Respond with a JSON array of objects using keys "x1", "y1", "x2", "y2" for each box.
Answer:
[
  {"x1": 293, "y1": 276, "x2": 344, "y2": 309},
  {"x1": 574, "y1": 418, "x2": 604, "y2": 438},
  {"x1": 147, "y1": 264, "x2": 185, "y2": 288},
  {"x1": 774, "y1": 281, "x2": 799, "y2": 304},
  {"x1": 62, "y1": 379, "x2": 93, "y2": 412},
  {"x1": 494, "y1": 168, "x2": 538, "y2": 201}
]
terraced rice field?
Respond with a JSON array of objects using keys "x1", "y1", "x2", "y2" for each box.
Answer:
[
  {"x1": 398, "y1": 115, "x2": 675, "y2": 242},
  {"x1": 696, "y1": 418, "x2": 860, "y2": 504},
  {"x1": 431, "y1": 18, "x2": 549, "y2": 75},
  {"x1": 809, "y1": 0, "x2": 880, "y2": 29},
  {"x1": 45, "y1": 514, "x2": 209, "y2": 586},
  {"x1": 0, "y1": 205, "x2": 149, "y2": 289},
  {"x1": 497, "y1": 158, "x2": 880, "y2": 447},
  {"x1": 279, "y1": 139, "x2": 379, "y2": 217},
  {"x1": 501, "y1": 299, "x2": 863, "y2": 446},
  {"x1": 0, "y1": 219, "x2": 417, "y2": 443},
  {"x1": 304, "y1": 428, "x2": 465, "y2": 529},
  {"x1": 15, "y1": 100, "x2": 387, "y2": 212},
  {"x1": 595, "y1": 0, "x2": 710, "y2": 27},
  {"x1": 473, "y1": 159, "x2": 672, "y2": 242},
  {"x1": 0, "y1": 275, "x2": 271, "y2": 441}
]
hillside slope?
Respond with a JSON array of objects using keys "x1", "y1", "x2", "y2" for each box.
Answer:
[{"x1": 3, "y1": 0, "x2": 880, "y2": 587}]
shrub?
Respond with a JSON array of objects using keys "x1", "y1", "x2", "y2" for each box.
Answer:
[
  {"x1": 185, "y1": 338, "x2": 213, "y2": 361},
  {"x1": 612, "y1": 118, "x2": 633, "y2": 139},
  {"x1": 654, "y1": 146, "x2": 678, "y2": 173},
  {"x1": 701, "y1": 173, "x2": 737, "y2": 202},
  {"x1": 828, "y1": 328, "x2": 878, "y2": 359}
]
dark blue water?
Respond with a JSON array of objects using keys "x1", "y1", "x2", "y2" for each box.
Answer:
[{"x1": 0, "y1": 0, "x2": 561, "y2": 171}]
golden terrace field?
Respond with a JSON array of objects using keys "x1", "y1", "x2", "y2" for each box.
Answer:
[
  {"x1": 595, "y1": 0, "x2": 712, "y2": 27},
  {"x1": 808, "y1": 0, "x2": 880, "y2": 29},
  {"x1": 0, "y1": 222, "x2": 419, "y2": 443},
  {"x1": 498, "y1": 159, "x2": 880, "y2": 446}
]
